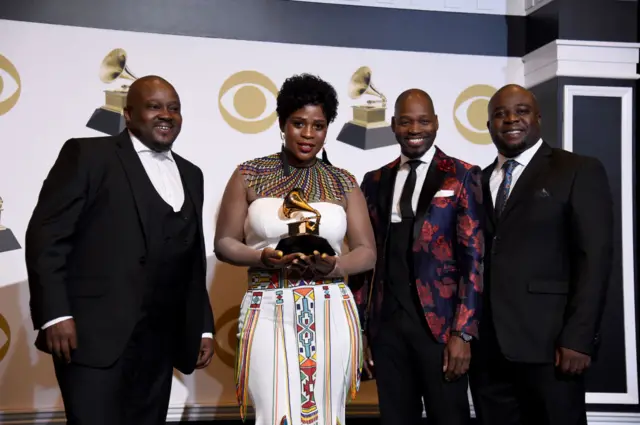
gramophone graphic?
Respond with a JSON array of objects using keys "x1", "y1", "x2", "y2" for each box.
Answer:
[
  {"x1": 336, "y1": 66, "x2": 395, "y2": 150},
  {"x1": 275, "y1": 188, "x2": 336, "y2": 256},
  {"x1": 86, "y1": 48, "x2": 138, "y2": 136},
  {"x1": 0, "y1": 196, "x2": 20, "y2": 253}
]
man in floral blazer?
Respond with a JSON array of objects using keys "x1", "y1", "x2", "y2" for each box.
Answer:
[{"x1": 349, "y1": 89, "x2": 485, "y2": 425}]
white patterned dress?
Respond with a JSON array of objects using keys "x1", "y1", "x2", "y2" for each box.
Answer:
[{"x1": 233, "y1": 154, "x2": 363, "y2": 425}]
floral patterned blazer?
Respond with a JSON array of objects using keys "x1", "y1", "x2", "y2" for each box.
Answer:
[{"x1": 349, "y1": 147, "x2": 485, "y2": 344}]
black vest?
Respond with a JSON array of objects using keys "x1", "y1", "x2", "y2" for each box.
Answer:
[
  {"x1": 382, "y1": 219, "x2": 423, "y2": 322},
  {"x1": 138, "y1": 174, "x2": 197, "y2": 328}
]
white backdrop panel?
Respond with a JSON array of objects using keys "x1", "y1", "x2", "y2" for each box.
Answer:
[{"x1": 0, "y1": 18, "x2": 523, "y2": 414}]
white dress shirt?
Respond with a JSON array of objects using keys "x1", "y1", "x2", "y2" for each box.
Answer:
[
  {"x1": 489, "y1": 138, "x2": 543, "y2": 207},
  {"x1": 43, "y1": 132, "x2": 212, "y2": 339},
  {"x1": 130, "y1": 133, "x2": 185, "y2": 212},
  {"x1": 390, "y1": 145, "x2": 437, "y2": 223}
]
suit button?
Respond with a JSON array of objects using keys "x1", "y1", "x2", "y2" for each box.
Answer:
[{"x1": 139, "y1": 256, "x2": 146, "y2": 264}]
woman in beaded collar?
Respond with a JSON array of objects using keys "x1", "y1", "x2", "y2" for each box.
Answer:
[{"x1": 214, "y1": 74, "x2": 376, "y2": 425}]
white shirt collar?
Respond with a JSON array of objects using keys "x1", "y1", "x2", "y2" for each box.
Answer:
[
  {"x1": 128, "y1": 130, "x2": 174, "y2": 162},
  {"x1": 400, "y1": 144, "x2": 437, "y2": 167},
  {"x1": 496, "y1": 138, "x2": 543, "y2": 169}
]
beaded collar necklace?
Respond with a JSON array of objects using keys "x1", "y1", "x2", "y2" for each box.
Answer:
[{"x1": 238, "y1": 152, "x2": 355, "y2": 203}]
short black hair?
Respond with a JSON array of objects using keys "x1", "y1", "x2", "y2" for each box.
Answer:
[{"x1": 276, "y1": 73, "x2": 339, "y2": 128}]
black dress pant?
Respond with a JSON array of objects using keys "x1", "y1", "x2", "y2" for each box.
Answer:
[
  {"x1": 469, "y1": 327, "x2": 587, "y2": 425},
  {"x1": 53, "y1": 315, "x2": 175, "y2": 425},
  {"x1": 372, "y1": 306, "x2": 470, "y2": 425}
]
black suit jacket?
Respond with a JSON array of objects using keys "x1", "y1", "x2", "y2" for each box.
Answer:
[
  {"x1": 25, "y1": 131, "x2": 214, "y2": 374},
  {"x1": 480, "y1": 141, "x2": 614, "y2": 363}
]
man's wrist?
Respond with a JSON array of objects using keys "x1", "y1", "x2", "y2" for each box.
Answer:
[
  {"x1": 451, "y1": 330, "x2": 473, "y2": 342},
  {"x1": 41, "y1": 316, "x2": 74, "y2": 330}
]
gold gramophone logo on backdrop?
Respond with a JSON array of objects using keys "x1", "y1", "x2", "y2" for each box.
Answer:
[
  {"x1": 0, "y1": 196, "x2": 21, "y2": 253},
  {"x1": 0, "y1": 313, "x2": 10, "y2": 363},
  {"x1": 0, "y1": 54, "x2": 22, "y2": 116},
  {"x1": 336, "y1": 66, "x2": 395, "y2": 150},
  {"x1": 218, "y1": 70, "x2": 279, "y2": 134},
  {"x1": 86, "y1": 48, "x2": 139, "y2": 136},
  {"x1": 453, "y1": 84, "x2": 497, "y2": 145}
]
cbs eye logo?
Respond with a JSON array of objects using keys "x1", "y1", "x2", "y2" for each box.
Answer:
[
  {"x1": 211, "y1": 304, "x2": 241, "y2": 369},
  {"x1": 218, "y1": 70, "x2": 279, "y2": 134},
  {"x1": 0, "y1": 313, "x2": 10, "y2": 362},
  {"x1": 453, "y1": 84, "x2": 497, "y2": 145},
  {"x1": 0, "y1": 54, "x2": 21, "y2": 116}
]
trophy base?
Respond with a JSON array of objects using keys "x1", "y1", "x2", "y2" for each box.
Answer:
[
  {"x1": 276, "y1": 235, "x2": 336, "y2": 257},
  {"x1": 86, "y1": 107, "x2": 126, "y2": 136},
  {"x1": 0, "y1": 228, "x2": 21, "y2": 253},
  {"x1": 337, "y1": 121, "x2": 395, "y2": 150}
]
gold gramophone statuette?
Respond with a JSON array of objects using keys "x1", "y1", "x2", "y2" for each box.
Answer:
[
  {"x1": 282, "y1": 189, "x2": 321, "y2": 236},
  {"x1": 275, "y1": 188, "x2": 335, "y2": 256}
]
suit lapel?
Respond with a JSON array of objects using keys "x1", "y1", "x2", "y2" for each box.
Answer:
[
  {"x1": 115, "y1": 131, "x2": 151, "y2": 251},
  {"x1": 499, "y1": 142, "x2": 552, "y2": 220},
  {"x1": 173, "y1": 154, "x2": 206, "y2": 273},
  {"x1": 174, "y1": 155, "x2": 201, "y2": 235},
  {"x1": 482, "y1": 160, "x2": 497, "y2": 233},
  {"x1": 173, "y1": 154, "x2": 196, "y2": 214},
  {"x1": 412, "y1": 148, "x2": 448, "y2": 241},
  {"x1": 377, "y1": 159, "x2": 399, "y2": 230}
]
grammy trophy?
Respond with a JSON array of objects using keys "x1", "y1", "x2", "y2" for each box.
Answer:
[
  {"x1": 336, "y1": 66, "x2": 395, "y2": 150},
  {"x1": 86, "y1": 48, "x2": 138, "y2": 136},
  {"x1": 276, "y1": 188, "x2": 336, "y2": 257}
]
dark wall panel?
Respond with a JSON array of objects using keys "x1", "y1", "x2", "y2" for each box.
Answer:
[
  {"x1": 560, "y1": 0, "x2": 638, "y2": 44},
  {"x1": 526, "y1": 0, "x2": 560, "y2": 54},
  {"x1": 529, "y1": 78, "x2": 561, "y2": 148},
  {"x1": 525, "y1": 0, "x2": 638, "y2": 55},
  {"x1": 572, "y1": 95, "x2": 625, "y2": 394}
]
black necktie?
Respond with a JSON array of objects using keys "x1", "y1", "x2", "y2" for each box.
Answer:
[
  {"x1": 494, "y1": 159, "x2": 518, "y2": 217},
  {"x1": 400, "y1": 160, "x2": 421, "y2": 219}
]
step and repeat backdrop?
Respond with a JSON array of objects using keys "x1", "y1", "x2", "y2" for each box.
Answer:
[{"x1": 2, "y1": 15, "x2": 619, "y2": 418}]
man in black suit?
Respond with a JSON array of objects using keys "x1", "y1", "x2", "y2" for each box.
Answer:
[
  {"x1": 468, "y1": 84, "x2": 614, "y2": 425},
  {"x1": 25, "y1": 75, "x2": 215, "y2": 425}
]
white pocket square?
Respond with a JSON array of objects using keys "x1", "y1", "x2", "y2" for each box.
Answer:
[{"x1": 434, "y1": 190, "x2": 455, "y2": 197}]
